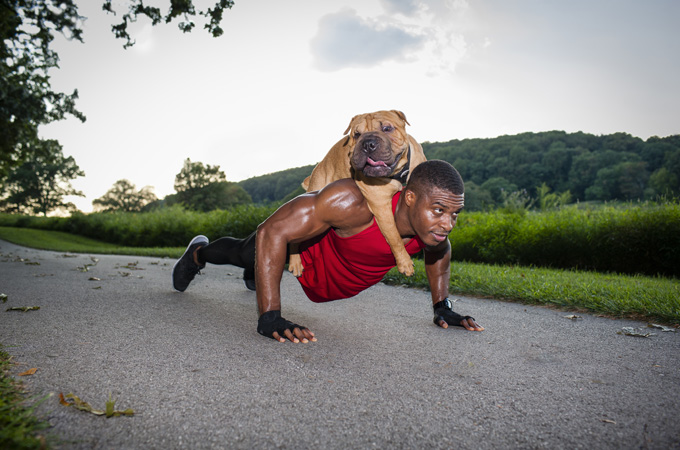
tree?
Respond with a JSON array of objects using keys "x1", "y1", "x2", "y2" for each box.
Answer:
[
  {"x1": 536, "y1": 183, "x2": 572, "y2": 210},
  {"x1": 461, "y1": 181, "x2": 494, "y2": 211},
  {"x1": 1, "y1": 0, "x2": 86, "y2": 179},
  {"x1": 480, "y1": 177, "x2": 517, "y2": 205},
  {"x1": 171, "y1": 159, "x2": 251, "y2": 211},
  {"x1": 171, "y1": 181, "x2": 251, "y2": 212},
  {"x1": 103, "y1": 0, "x2": 234, "y2": 48},
  {"x1": 586, "y1": 162, "x2": 649, "y2": 201},
  {"x1": 649, "y1": 168, "x2": 679, "y2": 197},
  {"x1": 92, "y1": 179, "x2": 158, "y2": 212},
  {"x1": 1, "y1": 0, "x2": 233, "y2": 179},
  {"x1": 174, "y1": 158, "x2": 227, "y2": 192},
  {"x1": 0, "y1": 138, "x2": 84, "y2": 216}
]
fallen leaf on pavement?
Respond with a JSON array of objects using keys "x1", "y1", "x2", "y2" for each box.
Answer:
[
  {"x1": 6, "y1": 306, "x2": 40, "y2": 312},
  {"x1": 0, "y1": 293, "x2": 7, "y2": 303},
  {"x1": 648, "y1": 323, "x2": 676, "y2": 332},
  {"x1": 88, "y1": 277, "x2": 101, "y2": 281},
  {"x1": 59, "y1": 392, "x2": 134, "y2": 418},
  {"x1": 117, "y1": 261, "x2": 144, "y2": 270},
  {"x1": 564, "y1": 314, "x2": 582, "y2": 320},
  {"x1": 601, "y1": 419, "x2": 616, "y2": 424},
  {"x1": 105, "y1": 393, "x2": 134, "y2": 418},
  {"x1": 19, "y1": 368, "x2": 38, "y2": 376},
  {"x1": 617, "y1": 327, "x2": 654, "y2": 338}
]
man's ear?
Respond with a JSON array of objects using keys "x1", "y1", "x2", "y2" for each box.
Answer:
[{"x1": 403, "y1": 188, "x2": 417, "y2": 207}]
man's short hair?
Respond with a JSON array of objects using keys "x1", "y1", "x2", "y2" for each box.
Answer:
[{"x1": 406, "y1": 160, "x2": 464, "y2": 196}]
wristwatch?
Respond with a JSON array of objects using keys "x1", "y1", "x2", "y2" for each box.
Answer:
[{"x1": 433, "y1": 298, "x2": 453, "y2": 311}]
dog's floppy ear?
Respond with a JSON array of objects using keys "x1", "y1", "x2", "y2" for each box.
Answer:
[
  {"x1": 344, "y1": 115, "x2": 358, "y2": 135},
  {"x1": 392, "y1": 110, "x2": 410, "y2": 126},
  {"x1": 343, "y1": 114, "x2": 363, "y2": 146}
]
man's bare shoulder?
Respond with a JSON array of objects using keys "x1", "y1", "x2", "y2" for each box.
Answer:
[
  {"x1": 316, "y1": 178, "x2": 363, "y2": 199},
  {"x1": 314, "y1": 179, "x2": 373, "y2": 229}
]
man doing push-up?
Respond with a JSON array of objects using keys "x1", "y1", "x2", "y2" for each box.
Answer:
[{"x1": 172, "y1": 160, "x2": 484, "y2": 343}]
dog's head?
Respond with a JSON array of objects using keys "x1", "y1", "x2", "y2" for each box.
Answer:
[{"x1": 344, "y1": 110, "x2": 411, "y2": 178}]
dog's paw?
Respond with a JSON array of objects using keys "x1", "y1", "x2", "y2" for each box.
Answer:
[
  {"x1": 397, "y1": 259, "x2": 415, "y2": 277},
  {"x1": 288, "y1": 257, "x2": 304, "y2": 278}
]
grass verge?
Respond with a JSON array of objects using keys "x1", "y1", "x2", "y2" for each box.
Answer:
[
  {"x1": 385, "y1": 261, "x2": 679, "y2": 324},
  {"x1": 0, "y1": 345, "x2": 50, "y2": 449},
  {"x1": 0, "y1": 227, "x2": 181, "y2": 258},
  {"x1": 2, "y1": 226, "x2": 678, "y2": 324}
]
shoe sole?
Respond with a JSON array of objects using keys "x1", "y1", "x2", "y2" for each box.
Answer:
[{"x1": 172, "y1": 235, "x2": 209, "y2": 292}]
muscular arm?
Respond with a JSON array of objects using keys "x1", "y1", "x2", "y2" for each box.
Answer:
[
  {"x1": 255, "y1": 179, "x2": 373, "y2": 341},
  {"x1": 424, "y1": 239, "x2": 451, "y2": 305},
  {"x1": 424, "y1": 240, "x2": 484, "y2": 332}
]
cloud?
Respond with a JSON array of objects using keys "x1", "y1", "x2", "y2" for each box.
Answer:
[
  {"x1": 380, "y1": 0, "x2": 420, "y2": 16},
  {"x1": 310, "y1": 7, "x2": 425, "y2": 72},
  {"x1": 310, "y1": 1, "x2": 471, "y2": 74}
]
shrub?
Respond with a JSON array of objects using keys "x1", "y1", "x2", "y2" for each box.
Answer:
[
  {"x1": 2, "y1": 201, "x2": 677, "y2": 277},
  {"x1": 451, "y1": 202, "x2": 679, "y2": 277}
]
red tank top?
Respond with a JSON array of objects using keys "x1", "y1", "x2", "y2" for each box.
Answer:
[{"x1": 297, "y1": 191, "x2": 426, "y2": 303}]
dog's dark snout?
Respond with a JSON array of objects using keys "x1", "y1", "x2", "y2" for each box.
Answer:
[{"x1": 362, "y1": 137, "x2": 379, "y2": 153}]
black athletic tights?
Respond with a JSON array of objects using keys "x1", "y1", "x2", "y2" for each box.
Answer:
[{"x1": 196, "y1": 231, "x2": 257, "y2": 281}]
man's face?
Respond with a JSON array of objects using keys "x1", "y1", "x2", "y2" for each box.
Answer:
[{"x1": 406, "y1": 187, "x2": 464, "y2": 247}]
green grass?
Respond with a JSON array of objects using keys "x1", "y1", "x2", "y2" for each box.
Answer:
[
  {"x1": 0, "y1": 346, "x2": 50, "y2": 449},
  {"x1": 2, "y1": 226, "x2": 678, "y2": 324},
  {"x1": 0, "y1": 227, "x2": 182, "y2": 258},
  {"x1": 384, "y1": 260, "x2": 680, "y2": 324}
]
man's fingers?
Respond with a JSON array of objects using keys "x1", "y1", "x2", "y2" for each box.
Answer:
[
  {"x1": 437, "y1": 319, "x2": 449, "y2": 329},
  {"x1": 301, "y1": 328, "x2": 317, "y2": 342},
  {"x1": 270, "y1": 328, "x2": 316, "y2": 343},
  {"x1": 271, "y1": 332, "x2": 286, "y2": 343},
  {"x1": 283, "y1": 328, "x2": 300, "y2": 343},
  {"x1": 293, "y1": 327, "x2": 309, "y2": 343},
  {"x1": 462, "y1": 318, "x2": 485, "y2": 331}
]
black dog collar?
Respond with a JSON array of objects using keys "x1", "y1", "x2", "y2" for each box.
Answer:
[{"x1": 389, "y1": 143, "x2": 412, "y2": 184}]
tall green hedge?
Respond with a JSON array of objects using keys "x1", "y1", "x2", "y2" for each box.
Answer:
[
  {"x1": 1, "y1": 202, "x2": 677, "y2": 277},
  {"x1": 0, "y1": 204, "x2": 277, "y2": 248},
  {"x1": 451, "y1": 203, "x2": 679, "y2": 277}
]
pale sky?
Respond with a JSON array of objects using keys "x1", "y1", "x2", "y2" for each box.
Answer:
[{"x1": 40, "y1": 0, "x2": 680, "y2": 213}]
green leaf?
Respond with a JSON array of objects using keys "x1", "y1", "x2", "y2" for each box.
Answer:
[
  {"x1": 59, "y1": 392, "x2": 134, "y2": 418},
  {"x1": 6, "y1": 306, "x2": 40, "y2": 312}
]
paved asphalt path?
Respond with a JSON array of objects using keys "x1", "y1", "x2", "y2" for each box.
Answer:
[{"x1": 1, "y1": 240, "x2": 679, "y2": 449}]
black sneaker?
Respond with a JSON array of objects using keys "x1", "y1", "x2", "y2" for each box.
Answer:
[
  {"x1": 244, "y1": 278, "x2": 256, "y2": 291},
  {"x1": 172, "y1": 235, "x2": 209, "y2": 292},
  {"x1": 243, "y1": 267, "x2": 256, "y2": 291}
]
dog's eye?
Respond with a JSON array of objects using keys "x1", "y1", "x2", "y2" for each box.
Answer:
[
  {"x1": 353, "y1": 131, "x2": 361, "y2": 138},
  {"x1": 382, "y1": 125, "x2": 394, "y2": 132}
]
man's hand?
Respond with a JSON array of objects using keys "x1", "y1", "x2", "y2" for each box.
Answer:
[
  {"x1": 433, "y1": 299, "x2": 484, "y2": 331},
  {"x1": 257, "y1": 310, "x2": 317, "y2": 343},
  {"x1": 435, "y1": 315, "x2": 484, "y2": 331}
]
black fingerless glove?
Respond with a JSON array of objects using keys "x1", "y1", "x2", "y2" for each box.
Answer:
[
  {"x1": 433, "y1": 299, "x2": 474, "y2": 327},
  {"x1": 257, "y1": 310, "x2": 307, "y2": 339}
]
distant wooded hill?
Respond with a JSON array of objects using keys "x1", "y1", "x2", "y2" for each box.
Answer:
[{"x1": 237, "y1": 131, "x2": 680, "y2": 210}]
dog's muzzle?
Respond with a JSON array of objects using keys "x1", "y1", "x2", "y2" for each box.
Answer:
[{"x1": 351, "y1": 132, "x2": 402, "y2": 177}]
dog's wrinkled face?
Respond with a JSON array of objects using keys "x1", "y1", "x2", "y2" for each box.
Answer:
[{"x1": 346, "y1": 110, "x2": 411, "y2": 178}]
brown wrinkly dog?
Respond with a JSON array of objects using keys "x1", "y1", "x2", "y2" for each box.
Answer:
[{"x1": 289, "y1": 110, "x2": 427, "y2": 277}]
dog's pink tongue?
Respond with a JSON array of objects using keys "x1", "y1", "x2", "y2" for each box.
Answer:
[{"x1": 367, "y1": 157, "x2": 388, "y2": 167}]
